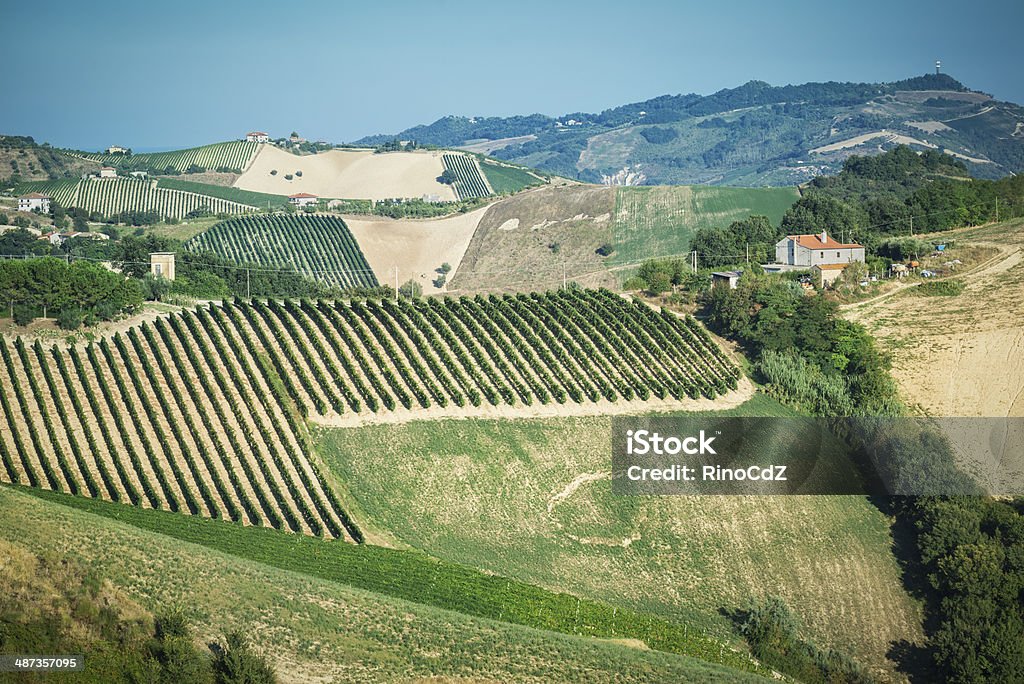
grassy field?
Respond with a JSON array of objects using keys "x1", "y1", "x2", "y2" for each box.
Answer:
[
  {"x1": 0, "y1": 487, "x2": 768, "y2": 683},
  {"x1": 479, "y1": 158, "x2": 546, "y2": 195},
  {"x1": 316, "y1": 393, "x2": 922, "y2": 677},
  {"x1": 156, "y1": 177, "x2": 289, "y2": 209},
  {"x1": 610, "y1": 185, "x2": 799, "y2": 265},
  {"x1": 5, "y1": 485, "x2": 771, "y2": 679}
]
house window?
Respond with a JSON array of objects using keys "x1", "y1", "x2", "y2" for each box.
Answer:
[
  {"x1": 154, "y1": 264, "x2": 162, "y2": 276},
  {"x1": 820, "y1": 252, "x2": 824, "y2": 258},
  {"x1": 836, "y1": 251, "x2": 840, "y2": 258}
]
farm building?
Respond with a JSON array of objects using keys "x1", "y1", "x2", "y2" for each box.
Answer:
[
  {"x1": 246, "y1": 131, "x2": 270, "y2": 143},
  {"x1": 288, "y1": 192, "x2": 319, "y2": 208},
  {"x1": 812, "y1": 263, "x2": 850, "y2": 287},
  {"x1": 150, "y1": 252, "x2": 176, "y2": 280},
  {"x1": 17, "y1": 192, "x2": 50, "y2": 213},
  {"x1": 106, "y1": 145, "x2": 128, "y2": 154},
  {"x1": 774, "y1": 231, "x2": 864, "y2": 268},
  {"x1": 99, "y1": 166, "x2": 117, "y2": 179},
  {"x1": 711, "y1": 270, "x2": 743, "y2": 289}
]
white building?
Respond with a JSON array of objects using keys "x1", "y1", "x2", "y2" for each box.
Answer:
[
  {"x1": 106, "y1": 145, "x2": 128, "y2": 154},
  {"x1": 774, "y1": 231, "x2": 865, "y2": 268},
  {"x1": 288, "y1": 192, "x2": 319, "y2": 208},
  {"x1": 150, "y1": 252, "x2": 176, "y2": 280},
  {"x1": 18, "y1": 193, "x2": 50, "y2": 213},
  {"x1": 98, "y1": 166, "x2": 117, "y2": 179},
  {"x1": 246, "y1": 131, "x2": 270, "y2": 143}
]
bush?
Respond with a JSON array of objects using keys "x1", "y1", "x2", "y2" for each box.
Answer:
[
  {"x1": 595, "y1": 243, "x2": 614, "y2": 257},
  {"x1": 915, "y1": 280, "x2": 964, "y2": 296},
  {"x1": 12, "y1": 304, "x2": 34, "y2": 326},
  {"x1": 398, "y1": 279, "x2": 422, "y2": 299},
  {"x1": 284, "y1": 174, "x2": 293, "y2": 181},
  {"x1": 57, "y1": 307, "x2": 84, "y2": 330},
  {"x1": 211, "y1": 631, "x2": 276, "y2": 684},
  {"x1": 622, "y1": 276, "x2": 646, "y2": 290},
  {"x1": 269, "y1": 169, "x2": 277, "y2": 176},
  {"x1": 295, "y1": 170, "x2": 302, "y2": 177}
]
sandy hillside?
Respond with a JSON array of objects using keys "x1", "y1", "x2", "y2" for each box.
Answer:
[
  {"x1": 235, "y1": 145, "x2": 458, "y2": 200},
  {"x1": 845, "y1": 220, "x2": 1024, "y2": 418},
  {"x1": 450, "y1": 184, "x2": 618, "y2": 293},
  {"x1": 344, "y1": 206, "x2": 488, "y2": 294}
]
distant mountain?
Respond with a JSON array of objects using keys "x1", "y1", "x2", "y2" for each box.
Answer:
[{"x1": 353, "y1": 74, "x2": 1024, "y2": 187}]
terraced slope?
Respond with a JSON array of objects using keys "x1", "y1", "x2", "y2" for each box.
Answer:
[
  {"x1": 185, "y1": 214, "x2": 378, "y2": 289},
  {"x1": 0, "y1": 312, "x2": 357, "y2": 542},
  {"x1": 76, "y1": 141, "x2": 260, "y2": 173}
]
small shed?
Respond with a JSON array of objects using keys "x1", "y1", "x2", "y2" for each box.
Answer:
[
  {"x1": 711, "y1": 270, "x2": 743, "y2": 290},
  {"x1": 812, "y1": 263, "x2": 848, "y2": 287},
  {"x1": 150, "y1": 252, "x2": 176, "y2": 281}
]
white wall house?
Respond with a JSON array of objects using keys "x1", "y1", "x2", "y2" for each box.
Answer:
[
  {"x1": 106, "y1": 145, "x2": 128, "y2": 154},
  {"x1": 288, "y1": 192, "x2": 318, "y2": 208},
  {"x1": 246, "y1": 131, "x2": 270, "y2": 143},
  {"x1": 18, "y1": 193, "x2": 50, "y2": 213},
  {"x1": 98, "y1": 166, "x2": 117, "y2": 179},
  {"x1": 775, "y1": 231, "x2": 865, "y2": 268}
]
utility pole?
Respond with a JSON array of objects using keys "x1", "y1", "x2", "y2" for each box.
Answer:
[
  {"x1": 995, "y1": 197, "x2": 999, "y2": 223},
  {"x1": 909, "y1": 215, "x2": 914, "y2": 237},
  {"x1": 745, "y1": 243, "x2": 749, "y2": 265},
  {"x1": 394, "y1": 266, "x2": 399, "y2": 302},
  {"x1": 562, "y1": 260, "x2": 566, "y2": 291}
]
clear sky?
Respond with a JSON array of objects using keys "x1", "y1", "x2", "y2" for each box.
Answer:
[{"x1": 1, "y1": 0, "x2": 1021, "y2": 150}]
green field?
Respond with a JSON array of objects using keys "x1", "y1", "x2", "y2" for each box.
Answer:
[
  {"x1": 316, "y1": 394, "x2": 922, "y2": 674},
  {"x1": 479, "y1": 158, "x2": 546, "y2": 194},
  {"x1": 0, "y1": 487, "x2": 766, "y2": 683},
  {"x1": 610, "y1": 185, "x2": 799, "y2": 265},
  {"x1": 156, "y1": 178, "x2": 289, "y2": 209},
  {"x1": 442, "y1": 153, "x2": 491, "y2": 199}
]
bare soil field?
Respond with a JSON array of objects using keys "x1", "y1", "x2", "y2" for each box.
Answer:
[
  {"x1": 449, "y1": 184, "x2": 618, "y2": 293},
  {"x1": 234, "y1": 146, "x2": 457, "y2": 200},
  {"x1": 456, "y1": 134, "x2": 537, "y2": 154},
  {"x1": 344, "y1": 206, "x2": 488, "y2": 294},
  {"x1": 846, "y1": 219, "x2": 1024, "y2": 417}
]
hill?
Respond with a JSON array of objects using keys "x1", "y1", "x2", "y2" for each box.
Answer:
[
  {"x1": 354, "y1": 73, "x2": 1024, "y2": 186},
  {"x1": 0, "y1": 486, "x2": 771, "y2": 682},
  {"x1": 14, "y1": 177, "x2": 257, "y2": 220},
  {"x1": 0, "y1": 135, "x2": 100, "y2": 183},
  {"x1": 74, "y1": 140, "x2": 260, "y2": 174},
  {"x1": 185, "y1": 214, "x2": 379, "y2": 289}
]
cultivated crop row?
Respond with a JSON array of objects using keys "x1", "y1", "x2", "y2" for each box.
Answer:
[
  {"x1": 207, "y1": 289, "x2": 739, "y2": 418},
  {"x1": 78, "y1": 141, "x2": 260, "y2": 173},
  {"x1": 0, "y1": 318, "x2": 359, "y2": 541},
  {"x1": 442, "y1": 153, "x2": 492, "y2": 200},
  {"x1": 185, "y1": 214, "x2": 379, "y2": 289},
  {"x1": 73, "y1": 178, "x2": 255, "y2": 219}
]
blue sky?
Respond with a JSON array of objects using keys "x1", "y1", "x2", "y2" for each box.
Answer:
[{"x1": 1, "y1": 0, "x2": 1021, "y2": 150}]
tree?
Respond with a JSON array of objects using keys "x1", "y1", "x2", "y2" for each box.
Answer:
[{"x1": 398, "y1": 279, "x2": 422, "y2": 299}]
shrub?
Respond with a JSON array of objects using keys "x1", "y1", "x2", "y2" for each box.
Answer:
[
  {"x1": 295, "y1": 170, "x2": 302, "y2": 177},
  {"x1": 57, "y1": 307, "x2": 84, "y2": 330},
  {"x1": 269, "y1": 169, "x2": 277, "y2": 176},
  {"x1": 915, "y1": 280, "x2": 964, "y2": 296},
  {"x1": 596, "y1": 243, "x2": 614, "y2": 256},
  {"x1": 12, "y1": 304, "x2": 34, "y2": 326},
  {"x1": 284, "y1": 174, "x2": 293, "y2": 181}
]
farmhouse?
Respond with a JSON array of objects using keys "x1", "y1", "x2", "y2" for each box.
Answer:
[
  {"x1": 246, "y1": 131, "x2": 270, "y2": 143},
  {"x1": 106, "y1": 145, "x2": 128, "y2": 154},
  {"x1": 99, "y1": 166, "x2": 117, "y2": 179},
  {"x1": 774, "y1": 231, "x2": 865, "y2": 268},
  {"x1": 18, "y1": 192, "x2": 50, "y2": 213},
  {"x1": 288, "y1": 192, "x2": 319, "y2": 208}
]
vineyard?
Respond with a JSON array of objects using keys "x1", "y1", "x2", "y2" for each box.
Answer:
[
  {"x1": 0, "y1": 290, "x2": 738, "y2": 541},
  {"x1": 185, "y1": 215, "x2": 378, "y2": 289},
  {"x1": 15, "y1": 178, "x2": 257, "y2": 220},
  {"x1": 76, "y1": 141, "x2": 260, "y2": 173},
  {"x1": 479, "y1": 158, "x2": 546, "y2": 195},
  {"x1": 0, "y1": 310, "x2": 360, "y2": 541},
  {"x1": 442, "y1": 153, "x2": 492, "y2": 200}
]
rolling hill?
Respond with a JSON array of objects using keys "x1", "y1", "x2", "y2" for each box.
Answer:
[{"x1": 354, "y1": 73, "x2": 1024, "y2": 186}]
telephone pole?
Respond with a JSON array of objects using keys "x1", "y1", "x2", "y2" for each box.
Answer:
[
  {"x1": 909, "y1": 215, "x2": 914, "y2": 237},
  {"x1": 995, "y1": 197, "x2": 999, "y2": 223},
  {"x1": 562, "y1": 261, "x2": 566, "y2": 291},
  {"x1": 394, "y1": 266, "x2": 399, "y2": 301}
]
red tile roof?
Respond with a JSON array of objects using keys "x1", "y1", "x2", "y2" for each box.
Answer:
[
  {"x1": 19, "y1": 192, "x2": 50, "y2": 199},
  {"x1": 788, "y1": 233, "x2": 862, "y2": 250},
  {"x1": 814, "y1": 263, "x2": 851, "y2": 271},
  {"x1": 248, "y1": 131, "x2": 268, "y2": 136},
  {"x1": 288, "y1": 193, "x2": 318, "y2": 199}
]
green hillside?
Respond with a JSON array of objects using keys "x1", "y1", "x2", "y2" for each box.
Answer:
[
  {"x1": 611, "y1": 185, "x2": 800, "y2": 264},
  {"x1": 76, "y1": 140, "x2": 260, "y2": 173},
  {"x1": 1, "y1": 486, "x2": 768, "y2": 683},
  {"x1": 479, "y1": 157, "x2": 547, "y2": 194},
  {"x1": 156, "y1": 177, "x2": 290, "y2": 209},
  {"x1": 316, "y1": 396, "x2": 922, "y2": 674}
]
